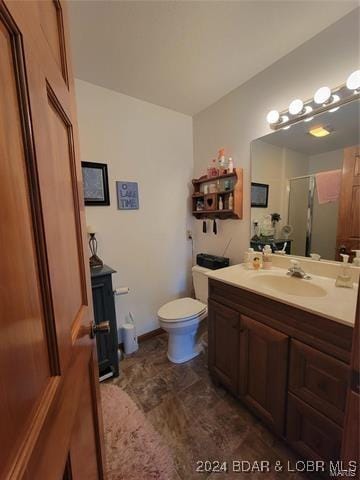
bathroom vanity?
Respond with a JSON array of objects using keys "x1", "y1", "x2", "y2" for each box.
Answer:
[{"x1": 207, "y1": 264, "x2": 358, "y2": 466}]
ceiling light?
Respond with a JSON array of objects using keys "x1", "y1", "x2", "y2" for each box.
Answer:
[
  {"x1": 289, "y1": 99, "x2": 304, "y2": 115},
  {"x1": 309, "y1": 126, "x2": 331, "y2": 138},
  {"x1": 314, "y1": 86, "x2": 331, "y2": 105},
  {"x1": 266, "y1": 110, "x2": 280, "y2": 124},
  {"x1": 346, "y1": 70, "x2": 360, "y2": 91}
]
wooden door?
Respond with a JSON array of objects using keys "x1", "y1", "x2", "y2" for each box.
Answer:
[
  {"x1": 0, "y1": 1, "x2": 105, "y2": 479},
  {"x1": 208, "y1": 300, "x2": 240, "y2": 394},
  {"x1": 239, "y1": 315, "x2": 288, "y2": 435},
  {"x1": 336, "y1": 145, "x2": 360, "y2": 261}
]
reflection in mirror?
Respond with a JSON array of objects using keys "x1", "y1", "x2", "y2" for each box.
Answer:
[{"x1": 251, "y1": 99, "x2": 360, "y2": 262}]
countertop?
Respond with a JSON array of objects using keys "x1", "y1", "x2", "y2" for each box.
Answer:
[{"x1": 207, "y1": 264, "x2": 358, "y2": 327}]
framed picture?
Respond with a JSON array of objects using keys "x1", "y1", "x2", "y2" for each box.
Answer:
[
  {"x1": 82, "y1": 162, "x2": 110, "y2": 206},
  {"x1": 251, "y1": 182, "x2": 269, "y2": 208},
  {"x1": 116, "y1": 181, "x2": 139, "y2": 210}
]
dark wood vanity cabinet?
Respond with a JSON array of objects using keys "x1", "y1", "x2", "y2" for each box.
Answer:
[{"x1": 208, "y1": 278, "x2": 353, "y2": 467}]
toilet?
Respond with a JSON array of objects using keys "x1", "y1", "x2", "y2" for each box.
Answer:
[{"x1": 158, "y1": 265, "x2": 210, "y2": 363}]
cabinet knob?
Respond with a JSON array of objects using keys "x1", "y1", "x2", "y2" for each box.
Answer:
[{"x1": 90, "y1": 321, "x2": 110, "y2": 339}]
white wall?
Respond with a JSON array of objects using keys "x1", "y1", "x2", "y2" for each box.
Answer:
[
  {"x1": 193, "y1": 10, "x2": 359, "y2": 264},
  {"x1": 75, "y1": 79, "x2": 193, "y2": 337}
]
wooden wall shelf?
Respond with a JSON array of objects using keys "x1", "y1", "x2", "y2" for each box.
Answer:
[{"x1": 192, "y1": 168, "x2": 243, "y2": 219}]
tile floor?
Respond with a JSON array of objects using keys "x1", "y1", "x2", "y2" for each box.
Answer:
[{"x1": 111, "y1": 332, "x2": 310, "y2": 480}]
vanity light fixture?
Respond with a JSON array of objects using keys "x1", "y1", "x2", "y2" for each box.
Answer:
[
  {"x1": 266, "y1": 70, "x2": 360, "y2": 130},
  {"x1": 309, "y1": 126, "x2": 331, "y2": 138},
  {"x1": 346, "y1": 69, "x2": 360, "y2": 93}
]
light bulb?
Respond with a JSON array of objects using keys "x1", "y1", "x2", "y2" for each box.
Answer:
[
  {"x1": 329, "y1": 94, "x2": 340, "y2": 113},
  {"x1": 289, "y1": 99, "x2": 304, "y2": 115},
  {"x1": 303, "y1": 106, "x2": 314, "y2": 122},
  {"x1": 346, "y1": 70, "x2": 360, "y2": 91},
  {"x1": 281, "y1": 115, "x2": 290, "y2": 129},
  {"x1": 266, "y1": 110, "x2": 280, "y2": 124},
  {"x1": 314, "y1": 86, "x2": 331, "y2": 104}
]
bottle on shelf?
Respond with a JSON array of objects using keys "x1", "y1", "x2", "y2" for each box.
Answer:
[
  {"x1": 207, "y1": 159, "x2": 219, "y2": 178},
  {"x1": 218, "y1": 148, "x2": 226, "y2": 174},
  {"x1": 228, "y1": 192, "x2": 234, "y2": 210},
  {"x1": 219, "y1": 196, "x2": 224, "y2": 210},
  {"x1": 228, "y1": 156, "x2": 234, "y2": 173}
]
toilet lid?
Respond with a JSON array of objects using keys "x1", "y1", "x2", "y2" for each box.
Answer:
[{"x1": 158, "y1": 297, "x2": 207, "y2": 322}]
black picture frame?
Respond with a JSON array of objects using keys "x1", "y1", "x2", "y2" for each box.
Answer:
[
  {"x1": 82, "y1": 162, "x2": 110, "y2": 206},
  {"x1": 251, "y1": 182, "x2": 269, "y2": 208}
]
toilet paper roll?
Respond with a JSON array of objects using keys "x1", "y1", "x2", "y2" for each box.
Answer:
[{"x1": 114, "y1": 287, "x2": 129, "y2": 295}]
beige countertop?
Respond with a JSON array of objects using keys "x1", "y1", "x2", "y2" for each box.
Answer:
[{"x1": 207, "y1": 264, "x2": 358, "y2": 327}]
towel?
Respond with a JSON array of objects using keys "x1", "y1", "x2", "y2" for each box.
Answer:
[{"x1": 315, "y1": 169, "x2": 342, "y2": 204}]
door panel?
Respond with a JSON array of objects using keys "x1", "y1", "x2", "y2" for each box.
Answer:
[
  {"x1": 287, "y1": 393, "x2": 342, "y2": 463},
  {"x1": 38, "y1": 0, "x2": 68, "y2": 84},
  {"x1": 208, "y1": 300, "x2": 240, "y2": 394},
  {"x1": 1, "y1": 1, "x2": 105, "y2": 478},
  {"x1": 239, "y1": 315, "x2": 289, "y2": 435},
  {"x1": 289, "y1": 340, "x2": 349, "y2": 426},
  {"x1": 0, "y1": 9, "x2": 52, "y2": 477}
]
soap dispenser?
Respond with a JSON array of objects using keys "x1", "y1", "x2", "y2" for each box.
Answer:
[
  {"x1": 335, "y1": 254, "x2": 353, "y2": 288},
  {"x1": 351, "y1": 250, "x2": 360, "y2": 267}
]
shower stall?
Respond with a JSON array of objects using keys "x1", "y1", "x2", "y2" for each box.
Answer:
[{"x1": 288, "y1": 175, "x2": 340, "y2": 260}]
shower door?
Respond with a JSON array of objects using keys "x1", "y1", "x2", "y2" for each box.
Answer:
[{"x1": 288, "y1": 177, "x2": 314, "y2": 257}]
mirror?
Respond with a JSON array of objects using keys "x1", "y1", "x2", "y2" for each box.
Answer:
[{"x1": 251, "y1": 99, "x2": 360, "y2": 261}]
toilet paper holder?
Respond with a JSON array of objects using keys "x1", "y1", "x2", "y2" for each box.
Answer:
[{"x1": 113, "y1": 287, "x2": 129, "y2": 296}]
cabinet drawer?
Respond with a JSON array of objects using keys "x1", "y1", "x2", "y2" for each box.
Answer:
[
  {"x1": 287, "y1": 393, "x2": 342, "y2": 463},
  {"x1": 289, "y1": 340, "x2": 349, "y2": 426}
]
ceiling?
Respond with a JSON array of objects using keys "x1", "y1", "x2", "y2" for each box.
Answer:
[
  {"x1": 257, "y1": 99, "x2": 360, "y2": 156},
  {"x1": 68, "y1": 1, "x2": 358, "y2": 116}
]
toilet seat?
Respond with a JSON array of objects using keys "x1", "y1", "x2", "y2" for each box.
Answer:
[{"x1": 158, "y1": 297, "x2": 207, "y2": 323}]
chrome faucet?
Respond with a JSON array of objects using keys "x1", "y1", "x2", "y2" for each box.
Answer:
[{"x1": 287, "y1": 260, "x2": 311, "y2": 279}]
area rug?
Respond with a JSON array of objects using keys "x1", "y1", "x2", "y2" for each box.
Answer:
[{"x1": 101, "y1": 383, "x2": 175, "y2": 480}]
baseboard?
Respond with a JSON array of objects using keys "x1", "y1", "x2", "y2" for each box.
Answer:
[
  {"x1": 138, "y1": 327, "x2": 164, "y2": 343},
  {"x1": 118, "y1": 327, "x2": 164, "y2": 350}
]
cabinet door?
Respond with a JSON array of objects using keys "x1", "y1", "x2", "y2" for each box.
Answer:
[
  {"x1": 287, "y1": 393, "x2": 342, "y2": 463},
  {"x1": 208, "y1": 300, "x2": 240, "y2": 394},
  {"x1": 289, "y1": 340, "x2": 349, "y2": 426},
  {"x1": 239, "y1": 315, "x2": 289, "y2": 435}
]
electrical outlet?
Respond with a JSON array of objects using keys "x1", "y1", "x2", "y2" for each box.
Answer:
[{"x1": 187, "y1": 230, "x2": 193, "y2": 240}]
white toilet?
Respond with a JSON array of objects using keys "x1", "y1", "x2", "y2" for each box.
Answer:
[{"x1": 158, "y1": 265, "x2": 210, "y2": 363}]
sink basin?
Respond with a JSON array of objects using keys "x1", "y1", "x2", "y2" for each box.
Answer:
[{"x1": 250, "y1": 274, "x2": 327, "y2": 298}]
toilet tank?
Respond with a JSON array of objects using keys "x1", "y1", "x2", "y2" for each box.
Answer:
[{"x1": 192, "y1": 265, "x2": 210, "y2": 304}]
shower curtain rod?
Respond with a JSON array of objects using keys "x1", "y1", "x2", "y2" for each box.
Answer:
[{"x1": 289, "y1": 174, "x2": 315, "y2": 181}]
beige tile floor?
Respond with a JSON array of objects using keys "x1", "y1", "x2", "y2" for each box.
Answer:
[{"x1": 111, "y1": 333, "x2": 310, "y2": 480}]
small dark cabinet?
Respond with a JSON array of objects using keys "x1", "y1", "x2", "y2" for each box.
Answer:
[{"x1": 90, "y1": 265, "x2": 119, "y2": 379}]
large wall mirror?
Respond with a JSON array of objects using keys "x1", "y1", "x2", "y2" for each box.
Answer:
[{"x1": 250, "y1": 99, "x2": 360, "y2": 262}]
